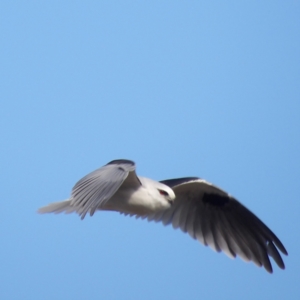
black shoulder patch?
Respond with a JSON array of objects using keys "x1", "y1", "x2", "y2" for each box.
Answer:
[
  {"x1": 202, "y1": 193, "x2": 230, "y2": 207},
  {"x1": 160, "y1": 177, "x2": 200, "y2": 188},
  {"x1": 106, "y1": 159, "x2": 135, "y2": 166}
]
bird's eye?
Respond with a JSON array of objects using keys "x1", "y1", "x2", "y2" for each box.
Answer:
[{"x1": 158, "y1": 189, "x2": 169, "y2": 196}]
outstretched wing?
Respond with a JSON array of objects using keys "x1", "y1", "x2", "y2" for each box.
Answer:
[
  {"x1": 71, "y1": 159, "x2": 140, "y2": 219},
  {"x1": 148, "y1": 177, "x2": 287, "y2": 273}
]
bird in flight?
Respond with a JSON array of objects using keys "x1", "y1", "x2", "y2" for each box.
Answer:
[{"x1": 38, "y1": 159, "x2": 287, "y2": 273}]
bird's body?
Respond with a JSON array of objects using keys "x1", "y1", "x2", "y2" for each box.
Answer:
[
  {"x1": 89, "y1": 176, "x2": 174, "y2": 215},
  {"x1": 38, "y1": 159, "x2": 288, "y2": 273},
  {"x1": 111, "y1": 177, "x2": 174, "y2": 214}
]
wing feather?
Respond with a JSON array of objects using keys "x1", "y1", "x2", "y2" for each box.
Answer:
[
  {"x1": 39, "y1": 159, "x2": 139, "y2": 219},
  {"x1": 154, "y1": 178, "x2": 287, "y2": 273},
  {"x1": 71, "y1": 159, "x2": 138, "y2": 219}
]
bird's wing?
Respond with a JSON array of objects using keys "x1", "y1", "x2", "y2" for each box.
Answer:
[
  {"x1": 71, "y1": 159, "x2": 140, "y2": 219},
  {"x1": 147, "y1": 177, "x2": 287, "y2": 273}
]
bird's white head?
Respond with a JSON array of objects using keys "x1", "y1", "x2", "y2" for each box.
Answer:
[
  {"x1": 156, "y1": 184, "x2": 176, "y2": 206},
  {"x1": 139, "y1": 177, "x2": 176, "y2": 211}
]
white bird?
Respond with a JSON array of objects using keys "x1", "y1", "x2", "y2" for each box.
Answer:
[{"x1": 38, "y1": 159, "x2": 287, "y2": 273}]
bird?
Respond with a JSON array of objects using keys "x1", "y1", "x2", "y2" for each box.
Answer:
[{"x1": 38, "y1": 159, "x2": 287, "y2": 273}]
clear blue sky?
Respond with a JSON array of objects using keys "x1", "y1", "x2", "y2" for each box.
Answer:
[{"x1": 1, "y1": 1, "x2": 299, "y2": 299}]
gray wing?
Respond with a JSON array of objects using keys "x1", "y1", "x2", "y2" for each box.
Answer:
[
  {"x1": 71, "y1": 159, "x2": 140, "y2": 219},
  {"x1": 148, "y1": 178, "x2": 287, "y2": 273}
]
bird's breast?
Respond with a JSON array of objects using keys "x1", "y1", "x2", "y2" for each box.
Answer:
[{"x1": 104, "y1": 186, "x2": 171, "y2": 216}]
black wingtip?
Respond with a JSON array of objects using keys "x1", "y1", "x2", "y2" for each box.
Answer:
[{"x1": 275, "y1": 240, "x2": 288, "y2": 256}]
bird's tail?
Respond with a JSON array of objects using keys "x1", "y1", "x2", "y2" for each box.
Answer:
[{"x1": 37, "y1": 199, "x2": 77, "y2": 215}]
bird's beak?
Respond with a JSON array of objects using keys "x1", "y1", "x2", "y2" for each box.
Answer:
[{"x1": 168, "y1": 197, "x2": 175, "y2": 205}]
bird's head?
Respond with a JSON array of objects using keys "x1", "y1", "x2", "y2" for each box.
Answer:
[
  {"x1": 154, "y1": 181, "x2": 176, "y2": 208},
  {"x1": 157, "y1": 187, "x2": 175, "y2": 206},
  {"x1": 138, "y1": 177, "x2": 176, "y2": 211}
]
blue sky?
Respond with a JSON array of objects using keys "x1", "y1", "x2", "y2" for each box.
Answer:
[{"x1": 1, "y1": 1, "x2": 299, "y2": 299}]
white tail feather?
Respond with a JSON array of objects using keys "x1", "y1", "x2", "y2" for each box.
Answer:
[{"x1": 37, "y1": 199, "x2": 76, "y2": 214}]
